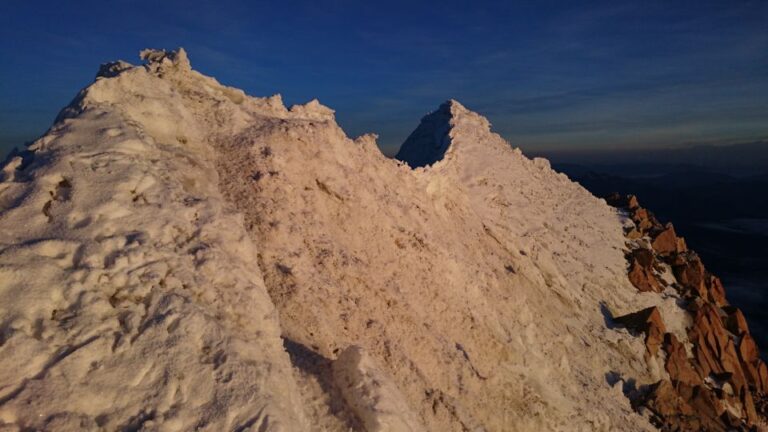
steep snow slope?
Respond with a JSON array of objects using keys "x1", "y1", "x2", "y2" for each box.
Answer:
[
  {"x1": 0, "y1": 49, "x2": 310, "y2": 431},
  {"x1": 217, "y1": 95, "x2": 683, "y2": 431},
  {"x1": 0, "y1": 49, "x2": 684, "y2": 431}
]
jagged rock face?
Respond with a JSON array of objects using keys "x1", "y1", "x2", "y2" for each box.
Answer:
[
  {"x1": 614, "y1": 307, "x2": 667, "y2": 357},
  {"x1": 725, "y1": 306, "x2": 751, "y2": 336},
  {"x1": 628, "y1": 249, "x2": 664, "y2": 293},
  {"x1": 651, "y1": 224, "x2": 685, "y2": 256},
  {"x1": 643, "y1": 380, "x2": 730, "y2": 432},
  {"x1": 663, "y1": 333, "x2": 701, "y2": 387},
  {"x1": 608, "y1": 195, "x2": 768, "y2": 431}
]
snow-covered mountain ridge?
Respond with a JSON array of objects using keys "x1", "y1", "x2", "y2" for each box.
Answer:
[{"x1": 0, "y1": 49, "x2": 762, "y2": 431}]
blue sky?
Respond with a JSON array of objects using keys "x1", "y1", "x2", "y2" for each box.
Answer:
[{"x1": 1, "y1": 0, "x2": 766, "y2": 157}]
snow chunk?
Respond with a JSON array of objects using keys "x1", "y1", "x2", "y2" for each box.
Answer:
[
  {"x1": 96, "y1": 60, "x2": 134, "y2": 79},
  {"x1": 332, "y1": 346, "x2": 425, "y2": 432},
  {"x1": 139, "y1": 47, "x2": 191, "y2": 72},
  {"x1": 289, "y1": 98, "x2": 335, "y2": 121}
]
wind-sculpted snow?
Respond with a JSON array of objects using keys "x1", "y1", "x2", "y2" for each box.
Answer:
[
  {"x1": 0, "y1": 49, "x2": 695, "y2": 431},
  {"x1": 0, "y1": 49, "x2": 307, "y2": 431},
  {"x1": 394, "y1": 100, "x2": 458, "y2": 168}
]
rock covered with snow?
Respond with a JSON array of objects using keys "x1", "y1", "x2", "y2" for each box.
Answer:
[{"x1": 0, "y1": 48, "x2": 723, "y2": 431}]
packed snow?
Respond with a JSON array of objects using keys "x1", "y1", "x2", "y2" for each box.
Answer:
[{"x1": 0, "y1": 49, "x2": 688, "y2": 431}]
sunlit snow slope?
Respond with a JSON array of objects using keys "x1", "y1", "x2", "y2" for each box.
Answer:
[{"x1": 0, "y1": 49, "x2": 683, "y2": 431}]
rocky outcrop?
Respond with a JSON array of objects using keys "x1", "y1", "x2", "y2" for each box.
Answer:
[
  {"x1": 662, "y1": 333, "x2": 701, "y2": 387},
  {"x1": 615, "y1": 307, "x2": 667, "y2": 357},
  {"x1": 651, "y1": 224, "x2": 686, "y2": 256},
  {"x1": 642, "y1": 380, "x2": 729, "y2": 432},
  {"x1": 627, "y1": 248, "x2": 664, "y2": 293},
  {"x1": 672, "y1": 253, "x2": 728, "y2": 306},
  {"x1": 608, "y1": 194, "x2": 768, "y2": 431}
]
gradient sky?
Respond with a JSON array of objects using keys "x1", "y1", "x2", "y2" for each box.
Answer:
[{"x1": 1, "y1": 0, "x2": 767, "y2": 157}]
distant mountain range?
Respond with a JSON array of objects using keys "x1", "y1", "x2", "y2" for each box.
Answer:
[
  {"x1": 533, "y1": 140, "x2": 768, "y2": 176},
  {"x1": 554, "y1": 164, "x2": 768, "y2": 222}
]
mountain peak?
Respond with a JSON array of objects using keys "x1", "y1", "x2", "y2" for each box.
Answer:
[
  {"x1": 439, "y1": 98, "x2": 467, "y2": 114},
  {"x1": 395, "y1": 99, "x2": 492, "y2": 168}
]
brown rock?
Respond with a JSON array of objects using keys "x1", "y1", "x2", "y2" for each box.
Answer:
[
  {"x1": 706, "y1": 275, "x2": 727, "y2": 307},
  {"x1": 672, "y1": 254, "x2": 728, "y2": 305},
  {"x1": 720, "y1": 409, "x2": 741, "y2": 429},
  {"x1": 742, "y1": 388, "x2": 759, "y2": 425},
  {"x1": 688, "y1": 304, "x2": 728, "y2": 377},
  {"x1": 723, "y1": 306, "x2": 750, "y2": 335},
  {"x1": 692, "y1": 342, "x2": 717, "y2": 379},
  {"x1": 631, "y1": 247, "x2": 655, "y2": 267},
  {"x1": 663, "y1": 333, "x2": 702, "y2": 386},
  {"x1": 742, "y1": 361, "x2": 761, "y2": 393},
  {"x1": 627, "y1": 248, "x2": 662, "y2": 293},
  {"x1": 651, "y1": 223, "x2": 679, "y2": 256},
  {"x1": 739, "y1": 333, "x2": 760, "y2": 364},
  {"x1": 624, "y1": 227, "x2": 642, "y2": 239},
  {"x1": 627, "y1": 194, "x2": 639, "y2": 210},
  {"x1": 703, "y1": 306, "x2": 731, "y2": 362},
  {"x1": 644, "y1": 380, "x2": 696, "y2": 427},
  {"x1": 758, "y1": 361, "x2": 768, "y2": 392},
  {"x1": 606, "y1": 193, "x2": 640, "y2": 210},
  {"x1": 644, "y1": 380, "x2": 728, "y2": 432},
  {"x1": 720, "y1": 338, "x2": 748, "y2": 395},
  {"x1": 631, "y1": 208, "x2": 656, "y2": 232},
  {"x1": 755, "y1": 392, "x2": 768, "y2": 418},
  {"x1": 628, "y1": 261, "x2": 660, "y2": 293},
  {"x1": 737, "y1": 332, "x2": 763, "y2": 392},
  {"x1": 619, "y1": 198, "x2": 766, "y2": 428},
  {"x1": 688, "y1": 384, "x2": 725, "y2": 423},
  {"x1": 743, "y1": 364, "x2": 761, "y2": 393},
  {"x1": 614, "y1": 306, "x2": 666, "y2": 357},
  {"x1": 687, "y1": 304, "x2": 760, "y2": 424},
  {"x1": 672, "y1": 253, "x2": 709, "y2": 299}
]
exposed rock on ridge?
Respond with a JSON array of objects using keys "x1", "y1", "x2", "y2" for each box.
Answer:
[{"x1": 606, "y1": 193, "x2": 768, "y2": 431}]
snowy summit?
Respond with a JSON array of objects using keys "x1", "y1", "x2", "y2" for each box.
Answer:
[{"x1": 0, "y1": 49, "x2": 765, "y2": 431}]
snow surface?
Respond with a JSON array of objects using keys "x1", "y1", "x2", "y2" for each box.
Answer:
[{"x1": 0, "y1": 49, "x2": 683, "y2": 431}]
